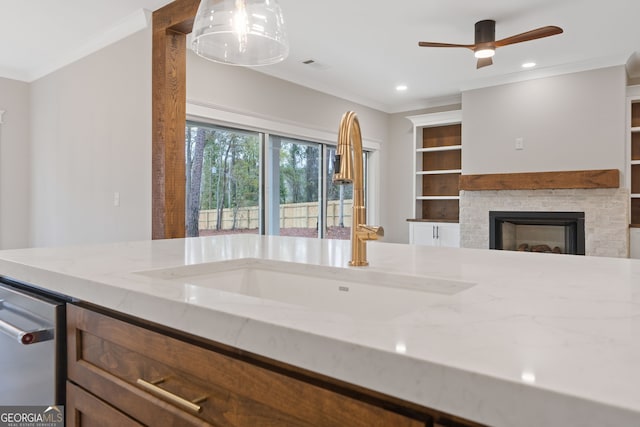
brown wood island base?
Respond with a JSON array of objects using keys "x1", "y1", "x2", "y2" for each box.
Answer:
[{"x1": 66, "y1": 304, "x2": 484, "y2": 427}]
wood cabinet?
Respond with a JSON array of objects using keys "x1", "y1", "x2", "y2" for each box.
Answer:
[
  {"x1": 407, "y1": 111, "x2": 462, "y2": 223},
  {"x1": 67, "y1": 304, "x2": 485, "y2": 427},
  {"x1": 409, "y1": 221, "x2": 460, "y2": 247},
  {"x1": 66, "y1": 382, "x2": 143, "y2": 427}
]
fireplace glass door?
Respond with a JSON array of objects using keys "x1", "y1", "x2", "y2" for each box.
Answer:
[{"x1": 489, "y1": 211, "x2": 585, "y2": 255}]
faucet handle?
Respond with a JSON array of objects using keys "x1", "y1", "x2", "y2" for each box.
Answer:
[{"x1": 356, "y1": 224, "x2": 384, "y2": 240}]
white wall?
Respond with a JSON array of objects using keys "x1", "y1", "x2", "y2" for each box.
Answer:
[
  {"x1": 462, "y1": 66, "x2": 627, "y2": 182},
  {"x1": 187, "y1": 52, "x2": 388, "y2": 144},
  {"x1": 0, "y1": 78, "x2": 30, "y2": 249},
  {"x1": 29, "y1": 28, "x2": 152, "y2": 247}
]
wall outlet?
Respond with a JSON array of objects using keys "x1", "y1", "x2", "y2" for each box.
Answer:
[{"x1": 515, "y1": 137, "x2": 524, "y2": 150}]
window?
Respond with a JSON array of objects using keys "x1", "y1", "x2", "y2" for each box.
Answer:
[
  {"x1": 326, "y1": 146, "x2": 355, "y2": 240},
  {"x1": 185, "y1": 123, "x2": 261, "y2": 237},
  {"x1": 266, "y1": 136, "x2": 321, "y2": 238},
  {"x1": 185, "y1": 121, "x2": 367, "y2": 240}
]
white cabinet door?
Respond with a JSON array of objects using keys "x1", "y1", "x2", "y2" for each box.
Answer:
[
  {"x1": 409, "y1": 222, "x2": 438, "y2": 246},
  {"x1": 409, "y1": 222, "x2": 459, "y2": 248},
  {"x1": 631, "y1": 228, "x2": 640, "y2": 259},
  {"x1": 436, "y1": 223, "x2": 460, "y2": 248}
]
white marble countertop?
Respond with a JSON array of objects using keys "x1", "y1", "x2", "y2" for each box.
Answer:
[{"x1": 1, "y1": 235, "x2": 639, "y2": 427}]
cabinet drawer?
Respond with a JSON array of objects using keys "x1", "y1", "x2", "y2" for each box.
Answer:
[
  {"x1": 67, "y1": 304, "x2": 427, "y2": 427},
  {"x1": 66, "y1": 381, "x2": 143, "y2": 427}
]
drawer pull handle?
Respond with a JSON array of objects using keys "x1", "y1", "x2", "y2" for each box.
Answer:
[{"x1": 136, "y1": 378, "x2": 206, "y2": 413}]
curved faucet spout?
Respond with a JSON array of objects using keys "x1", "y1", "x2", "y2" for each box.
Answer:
[{"x1": 332, "y1": 111, "x2": 383, "y2": 267}]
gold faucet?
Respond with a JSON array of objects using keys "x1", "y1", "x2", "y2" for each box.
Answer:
[{"x1": 333, "y1": 111, "x2": 384, "y2": 266}]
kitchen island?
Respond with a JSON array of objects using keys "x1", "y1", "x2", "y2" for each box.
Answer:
[{"x1": 0, "y1": 234, "x2": 639, "y2": 426}]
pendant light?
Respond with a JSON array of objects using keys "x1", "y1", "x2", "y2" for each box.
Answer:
[{"x1": 191, "y1": 0, "x2": 289, "y2": 66}]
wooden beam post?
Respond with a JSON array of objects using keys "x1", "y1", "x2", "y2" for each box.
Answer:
[{"x1": 151, "y1": 0, "x2": 199, "y2": 239}]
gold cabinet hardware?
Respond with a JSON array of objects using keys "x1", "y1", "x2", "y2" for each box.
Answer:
[{"x1": 136, "y1": 377, "x2": 206, "y2": 413}]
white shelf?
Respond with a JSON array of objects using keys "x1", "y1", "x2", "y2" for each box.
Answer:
[
  {"x1": 416, "y1": 145, "x2": 462, "y2": 153},
  {"x1": 631, "y1": 126, "x2": 640, "y2": 133},
  {"x1": 631, "y1": 160, "x2": 640, "y2": 165},
  {"x1": 416, "y1": 196, "x2": 460, "y2": 200},
  {"x1": 417, "y1": 169, "x2": 462, "y2": 175},
  {"x1": 631, "y1": 194, "x2": 640, "y2": 198}
]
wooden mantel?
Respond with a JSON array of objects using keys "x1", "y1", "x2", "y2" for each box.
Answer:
[{"x1": 459, "y1": 169, "x2": 620, "y2": 191}]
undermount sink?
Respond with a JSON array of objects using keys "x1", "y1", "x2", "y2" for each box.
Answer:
[{"x1": 136, "y1": 259, "x2": 475, "y2": 319}]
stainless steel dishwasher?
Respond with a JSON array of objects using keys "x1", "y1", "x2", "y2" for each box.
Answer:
[{"x1": 0, "y1": 279, "x2": 66, "y2": 405}]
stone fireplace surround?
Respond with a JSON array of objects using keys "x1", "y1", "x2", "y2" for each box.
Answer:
[
  {"x1": 460, "y1": 188, "x2": 630, "y2": 258},
  {"x1": 458, "y1": 169, "x2": 629, "y2": 258}
]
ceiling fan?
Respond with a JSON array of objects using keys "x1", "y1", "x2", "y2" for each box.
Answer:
[{"x1": 418, "y1": 20, "x2": 563, "y2": 69}]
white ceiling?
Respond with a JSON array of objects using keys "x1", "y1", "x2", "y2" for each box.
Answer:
[
  {"x1": 0, "y1": 0, "x2": 173, "y2": 81},
  {"x1": 2, "y1": 0, "x2": 640, "y2": 113}
]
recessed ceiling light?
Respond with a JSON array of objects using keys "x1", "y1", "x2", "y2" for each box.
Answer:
[
  {"x1": 522, "y1": 62, "x2": 536, "y2": 68},
  {"x1": 521, "y1": 371, "x2": 536, "y2": 384},
  {"x1": 396, "y1": 84, "x2": 408, "y2": 92}
]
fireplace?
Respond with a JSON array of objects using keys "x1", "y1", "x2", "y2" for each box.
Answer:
[
  {"x1": 489, "y1": 211, "x2": 585, "y2": 255},
  {"x1": 460, "y1": 188, "x2": 628, "y2": 257}
]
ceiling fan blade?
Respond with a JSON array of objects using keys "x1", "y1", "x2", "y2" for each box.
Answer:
[
  {"x1": 477, "y1": 57, "x2": 493, "y2": 69},
  {"x1": 495, "y1": 26, "x2": 563, "y2": 47},
  {"x1": 418, "y1": 41, "x2": 475, "y2": 50}
]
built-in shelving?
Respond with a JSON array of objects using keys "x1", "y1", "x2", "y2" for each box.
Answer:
[
  {"x1": 406, "y1": 110, "x2": 462, "y2": 247},
  {"x1": 407, "y1": 111, "x2": 462, "y2": 222},
  {"x1": 629, "y1": 93, "x2": 640, "y2": 226}
]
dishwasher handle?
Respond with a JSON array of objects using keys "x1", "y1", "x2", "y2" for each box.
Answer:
[{"x1": 0, "y1": 299, "x2": 54, "y2": 345}]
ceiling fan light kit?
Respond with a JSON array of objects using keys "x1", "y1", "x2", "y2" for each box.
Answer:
[
  {"x1": 419, "y1": 19, "x2": 563, "y2": 69},
  {"x1": 474, "y1": 48, "x2": 495, "y2": 59},
  {"x1": 191, "y1": 0, "x2": 289, "y2": 66}
]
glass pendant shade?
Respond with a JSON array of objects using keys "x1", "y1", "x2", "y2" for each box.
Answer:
[{"x1": 191, "y1": 0, "x2": 289, "y2": 66}]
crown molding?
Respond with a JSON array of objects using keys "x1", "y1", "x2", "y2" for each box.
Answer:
[
  {"x1": 24, "y1": 9, "x2": 151, "y2": 82},
  {"x1": 388, "y1": 94, "x2": 462, "y2": 114},
  {"x1": 406, "y1": 109, "x2": 462, "y2": 127},
  {"x1": 459, "y1": 53, "x2": 630, "y2": 93}
]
